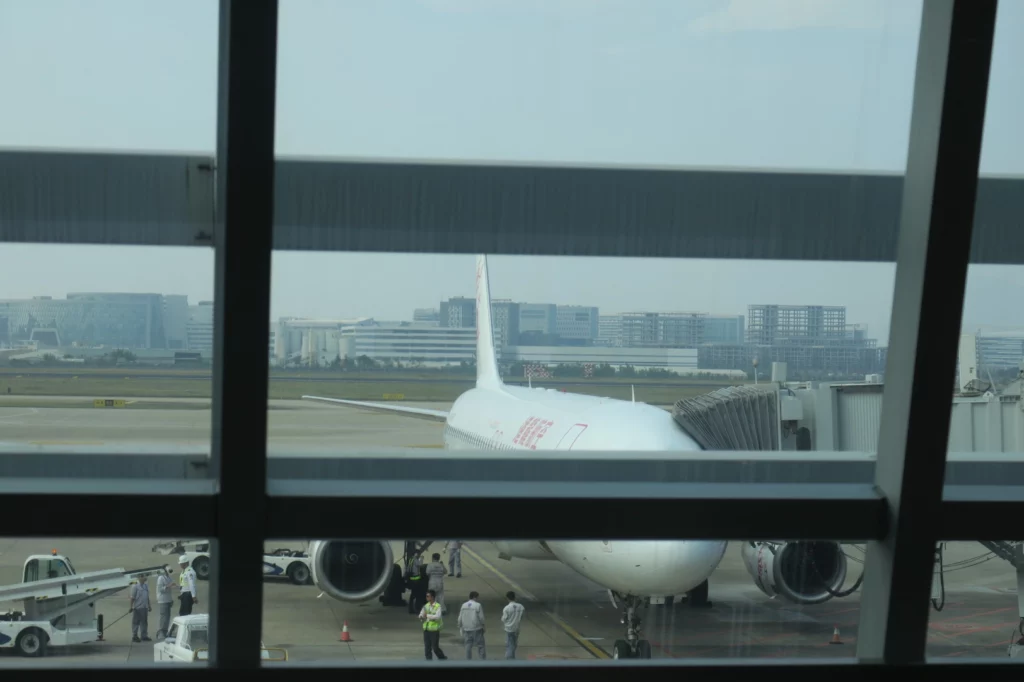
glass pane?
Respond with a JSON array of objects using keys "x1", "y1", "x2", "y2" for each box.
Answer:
[
  {"x1": 0, "y1": 245, "x2": 215, "y2": 469},
  {"x1": 258, "y1": 538, "x2": 867, "y2": 662},
  {"x1": 946, "y1": 0, "x2": 1024, "y2": 474},
  {"x1": 0, "y1": 0, "x2": 218, "y2": 152},
  {"x1": 267, "y1": 252, "x2": 893, "y2": 462},
  {"x1": 0, "y1": 537, "x2": 208, "y2": 665},
  {"x1": 275, "y1": 0, "x2": 922, "y2": 167},
  {"x1": 927, "y1": 541, "x2": 1023, "y2": 659}
]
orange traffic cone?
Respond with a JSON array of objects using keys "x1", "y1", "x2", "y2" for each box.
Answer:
[
  {"x1": 829, "y1": 626, "x2": 843, "y2": 645},
  {"x1": 340, "y1": 621, "x2": 352, "y2": 642}
]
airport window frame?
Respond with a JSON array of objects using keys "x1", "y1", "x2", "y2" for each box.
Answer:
[{"x1": 1, "y1": 0, "x2": 1022, "y2": 676}]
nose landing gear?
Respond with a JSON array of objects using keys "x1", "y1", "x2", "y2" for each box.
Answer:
[{"x1": 611, "y1": 595, "x2": 652, "y2": 659}]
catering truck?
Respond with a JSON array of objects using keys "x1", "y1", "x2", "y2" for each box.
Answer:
[{"x1": 0, "y1": 551, "x2": 170, "y2": 657}]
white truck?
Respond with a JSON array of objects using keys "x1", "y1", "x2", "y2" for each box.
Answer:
[
  {"x1": 154, "y1": 614, "x2": 287, "y2": 663},
  {"x1": 152, "y1": 540, "x2": 313, "y2": 585},
  {"x1": 0, "y1": 551, "x2": 170, "y2": 657}
]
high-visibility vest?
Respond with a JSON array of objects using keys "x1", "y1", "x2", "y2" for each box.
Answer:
[{"x1": 422, "y1": 602, "x2": 443, "y2": 631}]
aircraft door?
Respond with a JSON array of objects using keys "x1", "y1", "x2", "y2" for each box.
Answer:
[{"x1": 555, "y1": 423, "x2": 588, "y2": 450}]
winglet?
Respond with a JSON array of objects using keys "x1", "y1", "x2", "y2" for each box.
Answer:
[{"x1": 475, "y1": 255, "x2": 503, "y2": 389}]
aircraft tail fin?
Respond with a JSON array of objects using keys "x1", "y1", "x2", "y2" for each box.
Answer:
[{"x1": 475, "y1": 255, "x2": 503, "y2": 390}]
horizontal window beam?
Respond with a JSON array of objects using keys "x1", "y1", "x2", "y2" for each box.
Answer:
[
  {"x1": 3, "y1": 150, "x2": 1023, "y2": 263},
  {"x1": 0, "y1": 149, "x2": 214, "y2": 247},
  {"x1": 7, "y1": 659, "x2": 1024, "y2": 677},
  {"x1": 266, "y1": 482, "x2": 885, "y2": 540},
  {"x1": 4, "y1": 451, "x2": 1024, "y2": 487}
]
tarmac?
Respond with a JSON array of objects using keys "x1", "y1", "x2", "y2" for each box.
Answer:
[{"x1": 0, "y1": 397, "x2": 1018, "y2": 664}]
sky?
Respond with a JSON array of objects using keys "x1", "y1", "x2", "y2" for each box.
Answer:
[{"x1": 0, "y1": 0, "x2": 1022, "y2": 343}]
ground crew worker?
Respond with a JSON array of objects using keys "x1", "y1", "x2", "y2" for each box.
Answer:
[
  {"x1": 419, "y1": 589, "x2": 447, "y2": 660},
  {"x1": 426, "y1": 552, "x2": 447, "y2": 614},
  {"x1": 445, "y1": 541, "x2": 463, "y2": 578},
  {"x1": 155, "y1": 567, "x2": 174, "y2": 639},
  {"x1": 458, "y1": 590, "x2": 486, "y2": 659},
  {"x1": 501, "y1": 590, "x2": 525, "y2": 659},
  {"x1": 128, "y1": 575, "x2": 151, "y2": 642},
  {"x1": 176, "y1": 556, "x2": 198, "y2": 615},
  {"x1": 407, "y1": 564, "x2": 428, "y2": 615}
]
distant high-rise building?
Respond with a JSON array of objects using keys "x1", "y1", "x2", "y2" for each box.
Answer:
[
  {"x1": 439, "y1": 297, "x2": 475, "y2": 329},
  {"x1": 619, "y1": 312, "x2": 706, "y2": 347},
  {"x1": 413, "y1": 308, "x2": 440, "y2": 324},
  {"x1": 556, "y1": 306, "x2": 599, "y2": 343},
  {"x1": 490, "y1": 299, "x2": 521, "y2": 347},
  {"x1": 67, "y1": 293, "x2": 167, "y2": 348},
  {"x1": 704, "y1": 315, "x2": 745, "y2": 344},
  {"x1": 518, "y1": 303, "x2": 557, "y2": 336},
  {"x1": 163, "y1": 295, "x2": 189, "y2": 349},
  {"x1": 746, "y1": 305, "x2": 846, "y2": 344},
  {"x1": 597, "y1": 314, "x2": 623, "y2": 347},
  {"x1": 186, "y1": 301, "x2": 215, "y2": 352}
]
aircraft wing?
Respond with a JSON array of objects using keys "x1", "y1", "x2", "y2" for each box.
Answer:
[{"x1": 301, "y1": 395, "x2": 449, "y2": 422}]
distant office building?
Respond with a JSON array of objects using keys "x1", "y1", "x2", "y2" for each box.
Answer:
[
  {"x1": 597, "y1": 314, "x2": 623, "y2": 347},
  {"x1": 186, "y1": 301, "x2": 215, "y2": 352},
  {"x1": 67, "y1": 293, "x2": 168, "y2": 349},
  {"x1": 491, "y1": 299, "x2": 520, "y2": 347},
  {"x1": 746, "y1": 305, "x2": 847, "y2": 344},
  {"x1": 413, "y1": 308, "x2": 440, "y2": 324},
  {"x1": 519, "y1": 303, "x2": 557, "y2": 336},
  {"x1": 440, "y1": 297, "x2": 475, "y2": 329},
  {"x1": 619, "y1": 312, "x2": 707, "y2": 348},
  {"x1": 0, "y1": 295, "x2": 160, "y2": 349},
  {"x1": 704, "y1": 315, "x2": 745, "y2": 344},
  {"x1": 163, "y1": 295, "x2": 189, "y2": 349},
  {"x1": 339, "y1": 322, "x2": 477, "y2": 367},
  {"x1": 506, "y1": 345, "x2": 699, "y2": 372},
  {"x1": 971, "y1": 330, "x2": 1024, "y2": 371},
  {"x1": 556, "y1": 306, "x2": 599, "y2": 343}
]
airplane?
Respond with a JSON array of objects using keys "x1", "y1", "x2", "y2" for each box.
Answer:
[{"x1": 301, "y1": 255, "x2": 855, "y2": 659}]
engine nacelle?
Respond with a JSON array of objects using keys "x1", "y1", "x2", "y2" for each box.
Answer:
[
  {"x1": 741, "y1": 541, "x2": 848, "y2": 605},
  {"x1": 308, "y1": 540, "x2": 394, "y2": 603}
]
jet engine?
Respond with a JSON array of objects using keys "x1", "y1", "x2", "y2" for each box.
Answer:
[
  {"x1": 741, "y1": 541, "x2": 849, "y2": 605},
  {"x1": 307, "y1": 540, "x2": 395, "y2": 603}
]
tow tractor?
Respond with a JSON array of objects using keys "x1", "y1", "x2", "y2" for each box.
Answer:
[
  {"x1": 0, "y1": 550, "x2": 170, "y2": 657},
  {"x1": 151, "y1": 540, "x2": 313, "y2": 586},
  {"x1": 154, "y1": 614, "x2": 287, "y2": 663}
]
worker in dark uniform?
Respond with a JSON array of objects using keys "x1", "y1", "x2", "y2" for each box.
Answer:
[{"x1": 408, "y1": 563, "x2": 428, "y2": 615}]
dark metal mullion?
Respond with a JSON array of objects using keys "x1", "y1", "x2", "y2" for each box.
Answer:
[
  {"x1": 208, "y1": 0, "x2": 278, "y2": 669},
  {"x1": 856, "y1": 0, "x2": 997, "y2": 664}
]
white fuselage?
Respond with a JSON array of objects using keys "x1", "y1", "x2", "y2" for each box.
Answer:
[{"x1": 443, "y1": 384, "x2": 729, "y2": 597}]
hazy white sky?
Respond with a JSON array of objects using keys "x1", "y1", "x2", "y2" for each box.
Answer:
[{"x1": 0, "y1": 0, "x2": 1022, "y2": 342}]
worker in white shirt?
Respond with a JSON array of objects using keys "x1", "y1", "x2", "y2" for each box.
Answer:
[
  {"x1": 175, "y1": 556, "x2": 198, "y2": 615},
  {"x1": 425, "y1": 552, "x2": 448, "y2": 614},
  {"x1": 155, "y1": 567, "x2": 175, "y2": 640},
  {"x1": 445, "y1": 540, "x2": 463, "y2": 578},
  {"x1": 458, "y1": 590, "x2": 486, "y2": 659},
  {"x1": 501, "y1": 590, "x2": 526, "y2": 659},
  {"x1": 128, "y1": 575, "x2": 151, "y2": 643}
]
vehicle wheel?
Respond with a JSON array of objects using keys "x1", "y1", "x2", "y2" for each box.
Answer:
[
  {"x1": 686, "y1": 579, "x2": 711, "y2": 608},
  {"x1": 636, "y1": 640, "x2": 652, "y2": 659},
  {"x1": 612, "y1": 639, "x2": 632, "y2": 659},
  {"x1": 191, "y1": 556, "x2": 211, "y2": 581},
  {"x1": 287, "y1": 562, "x2": 311, "y2": 585},
  {"x1": 16, "y1": 628, "x2": 46, "y2": 657}
]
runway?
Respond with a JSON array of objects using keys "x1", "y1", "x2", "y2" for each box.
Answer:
[{"x1": 0, "y1": 398, "x2": 1017, "y2": 663}]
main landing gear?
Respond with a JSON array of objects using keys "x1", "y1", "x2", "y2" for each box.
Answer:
[{"x1": 611, "y1": 595, "x2": 652, "y2": 659}]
